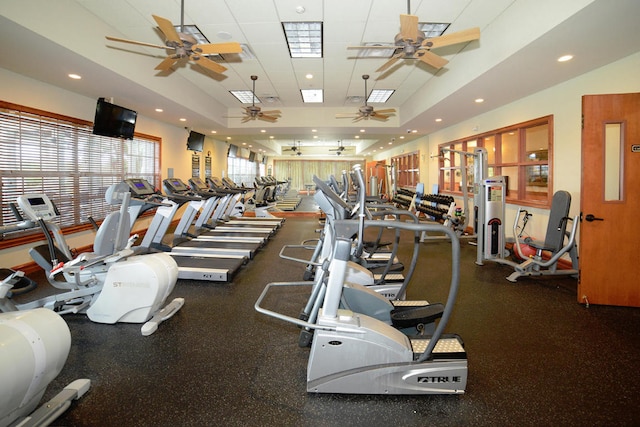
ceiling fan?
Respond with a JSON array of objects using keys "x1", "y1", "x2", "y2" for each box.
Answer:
[
  {"x1": 105, "y1": 0, "x2": 241, "y2": 75},
  {"x1": 283, "y1": 141, "x2": 302, "y2": 155},
  {"x1": 348, "y1": 2, "x2": 480, "y2": 75},
  {"x1": 336, "y1": 75, "x2": 396, "y2": 122},
  {"x1": 329, "y1": 141, "x2": 353, "y2": 155},
  {"x1": 226, "y1": 76, "x2": 282, "y2": 123}
]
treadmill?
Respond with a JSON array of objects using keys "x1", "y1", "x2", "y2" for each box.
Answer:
[
  {"x1": 123, "y1": 178, "x2": 248, "y2": 282},
  {"x1": 163, "y1": 178, "x2": 276, "y2": 243}
]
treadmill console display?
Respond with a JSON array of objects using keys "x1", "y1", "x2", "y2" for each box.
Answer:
[
  {"x1": 164, "y1": 178, "x2": 189, "y2": 193},
  {"x1": 125, "y1": 179, "x2": 156, "y2": 197},
  {"x1": 190, "y1": 176, "x2": 207, "y2": 190}
]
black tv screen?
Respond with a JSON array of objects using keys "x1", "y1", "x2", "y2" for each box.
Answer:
[
  {"x1": 92, "y1": 98, "x2": 137, "y2": 140},
  {"x1": 187, "y1": 131, "x2": 205, "y2": 152}
]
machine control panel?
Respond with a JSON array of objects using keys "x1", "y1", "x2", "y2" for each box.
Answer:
[{"x1": 16, "y1": 194, "x2": 58, "y2": 221}]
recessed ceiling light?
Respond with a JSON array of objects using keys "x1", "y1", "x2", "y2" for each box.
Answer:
[
  {"x1": 355, "y1": 135, "x2": 360, "y2": 139},
  {"x1": 557, "y1": 54, "x2": 573, "y2": 62},
  {"x1": 360, "y1": 129, "x2": 365, "y2": 133},
  {"x1": 399, "y1": 136, "x2": 405, "y2": 139},
  {"x1": 306, "y1": 74, "x2": 313, "y2": 79},
  {"x1": 155, "y1": 108, "x2": 163, "y2": 112},
  {"x1": 211, "y1": 130, "x2": 217, "y2": 134},
  {"x1": 475, "y1": 98, "x2": 484, "y2": 103},
  {"x1": 311, "y1": 129, "x2": 317, "y2": 132},
  {"x1": 68, "y1": 73, "x2": 82, "y2": 80},
  {"x1": 260, "y1": 129, "x2": 266, "y2": 133},
  {"x1": 435, "y1": 118, "x2": 442, "y2": 122},
  {"x1": 179, "y1": 118, "x2": 187, "y2": 122}
]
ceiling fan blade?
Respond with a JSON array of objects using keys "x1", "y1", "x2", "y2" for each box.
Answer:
[
  {"x1": 424, "y1": 27, "x2": 480, "y2": 50},
  {"x1": 193, "y1": 42, "x2": 243, "y2": 55},
  {"x1": 399, "y1": 14, "x2": 419, "y2": 41},
  {"x1": 352, "y1": 116, "x2": 366, "y2": 122},
  {"x1": 260, "y1": 110, "x2": 281, "y2": 115},
  {"x1": 376, "y1": 53, "x2": 403, "y2": 73},
  {"x1": 105, "y1": 36, "x2": 170, "y2": 50},
  {"x1": 241, "y1": 116, "x2": 253, "y2": 123},
  {"x1": 370, "y1": 113, "x2": 390, "y2": 121},
  {"x1": 192, "y1": 56, "x2": 228, "y2": 74},
  {"x1": 258, "y1": 115, "x2": 279, "y2": 123},
  {"x1": 374, "y1": 108, "x2": 396, "y2": 114},
  {"x1": 155, "y1": 56, "x2": 179, "y2": 71},
  {"x1": 414, "y1": 49, "x2": 449, "y2": 69},
  {"x1": 152, "y1": 15, "x2": 182, "y2": 45}
]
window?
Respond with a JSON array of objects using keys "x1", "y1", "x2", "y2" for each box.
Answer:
[
  {"x1": 392, "y1": 151, "x2": 420, "y2": 188},
  {"x1": 0, "y1": 101, "x2": 160, "y2": 241},
  {"x1": 227, "y1": 156, "x2": 257, "y2": 186},
  {"x1": 438, "y1": 116, "x2": 552, "y2": 207}
]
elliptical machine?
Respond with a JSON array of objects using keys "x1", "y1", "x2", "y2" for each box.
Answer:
[{"x1": 9, "y1": 184, "x2": 184, "y2": 335}]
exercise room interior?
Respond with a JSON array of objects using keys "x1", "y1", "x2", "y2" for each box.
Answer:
[{"x1": 1, "y1": 1, "x2": 639, "y2": 426}]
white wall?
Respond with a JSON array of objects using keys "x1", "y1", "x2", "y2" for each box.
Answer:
[{"x1": 373, "y1": 51, "x2": 640, "y2": 239}]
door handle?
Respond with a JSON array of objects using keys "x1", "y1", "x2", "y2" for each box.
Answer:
[{"x1": 584, "y1": 214, "x2": 604, "y2": 222}]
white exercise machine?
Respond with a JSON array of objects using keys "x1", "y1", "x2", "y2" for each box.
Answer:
[
  {"x1": 0, "y1": 306, "x2": 90, "y2": 426},
  {"x1": 256, "y1": 219, "x2": 467, "y2": 395},
  {"x1": 9, "y1": 188, "x2": 183, "y2": 335}
]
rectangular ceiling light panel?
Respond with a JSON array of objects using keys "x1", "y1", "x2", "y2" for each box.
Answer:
[
  {"x1": 230, "y1": 91, "x2": 260, "y2": 104},
  {"x1": 282, "y1": 22, "x2": 323, "y2": 58},
  {"x1": 367, "y1": 89, "x2": 394, "y2": 103},
  {"x1": 418, "y1": 22, "x2": 450, "y2": 38},
  {"x1": 301, "y1": 89, "x2": 323, "y2": 103}
]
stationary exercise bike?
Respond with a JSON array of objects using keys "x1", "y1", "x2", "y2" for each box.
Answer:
[{"x1": 9, "y1": 185, "x2": 184, "y2": 335}]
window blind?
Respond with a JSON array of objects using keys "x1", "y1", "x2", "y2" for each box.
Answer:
[{"x1": 0, "y1": 102, "x2": 160, "y2": 238}]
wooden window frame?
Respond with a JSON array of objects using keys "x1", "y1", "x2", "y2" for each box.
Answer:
[{"x1": 438, "y1": 116, "x2": 553, "y2": 208}]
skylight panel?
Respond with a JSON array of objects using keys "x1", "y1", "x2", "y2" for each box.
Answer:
[
  {"x1": 282, "y1": 22, "x2": 323, "y2": 58},
  {"x1": 301, "y1": 89, "x2": 323, "y2": 103},
  {"x1": 418, "y1": 22, "x2": 450, "y2": 38},
  {"x1": 230, "y1": 91, "x2": 259, "y2": 104},
  {"x1": 367, "y1": 89, "x2": 394, "y2": 103}
]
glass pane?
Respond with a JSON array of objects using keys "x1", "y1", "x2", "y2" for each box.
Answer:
[
  {"x1": 501, "y1": 166, "x2": 518, "y2": 198},
  {"x1": 525, "y1": 165, "x2": 549, "y2": 202},
  {"x1": 501, "y1": 131, "x2": 518, "y2": 163},
  {"x1": 604, "y1": 123, "x2": 623, "y2": 201},
  {"x1": 525, "y1": 124, "x2": 549, "y2": 162},
  {"x1": 483, "y1": 136, "x2": 496, "y2": 164}
]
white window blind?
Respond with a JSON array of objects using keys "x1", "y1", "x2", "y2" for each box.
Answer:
[{"x1": 0, "y1": 102, "x2": 160, "y2": 238}]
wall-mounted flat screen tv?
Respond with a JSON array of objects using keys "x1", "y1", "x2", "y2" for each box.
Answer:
[
  {"x1": 187, "y1": 131, "x2": 205, "y2": 152},
  {"x1": 92, "y1": 98, "x2": 137, "y2": 140}
]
